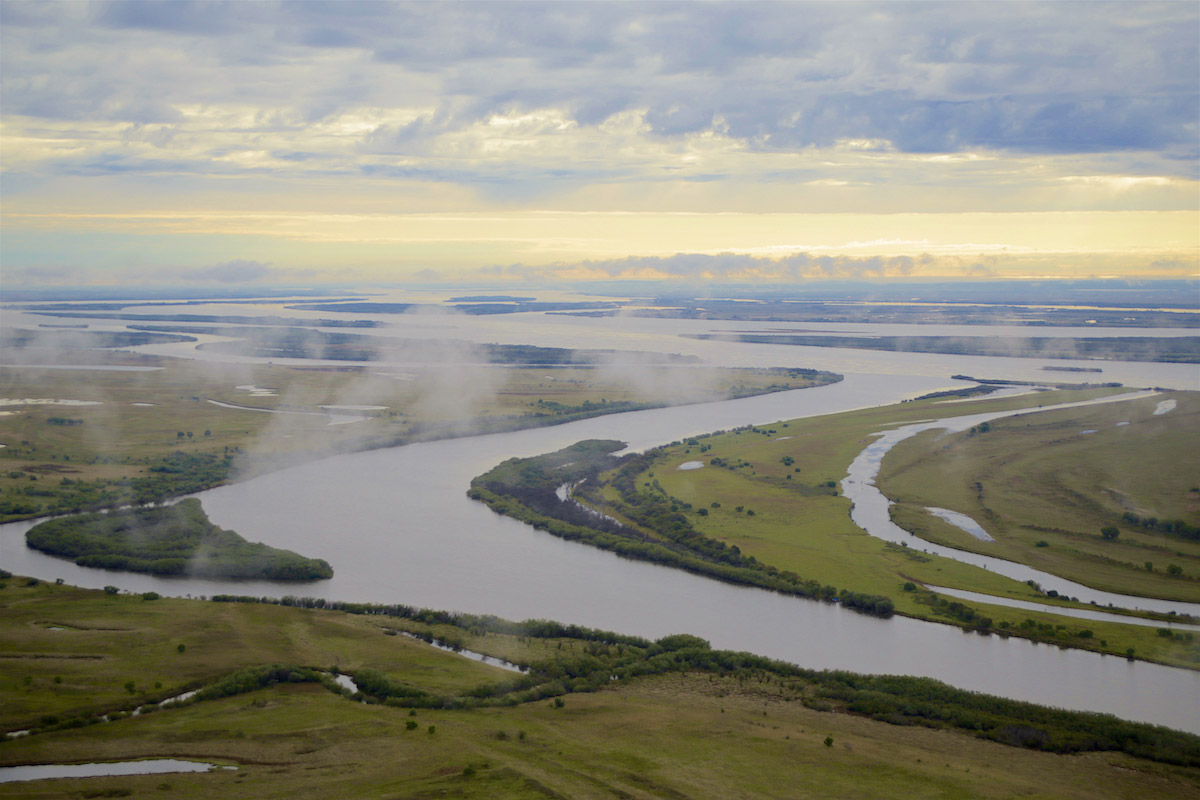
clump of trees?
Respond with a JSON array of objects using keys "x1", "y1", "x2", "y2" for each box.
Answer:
[
  {"x1": 26, "y1": 498, "x2": 332, "y2": 581},
  {"x1": 1121, "y1": 512, "x2": 1199, "y2": 541}
]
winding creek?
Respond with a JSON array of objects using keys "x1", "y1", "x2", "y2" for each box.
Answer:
[
  {"x1": 3, "y1": 304, "x2": 1200, "y2": 734},
  {"x1": 841, "y1": 391, "x2": 1200, "y2": 619}
]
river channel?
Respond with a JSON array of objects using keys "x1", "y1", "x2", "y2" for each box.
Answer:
[
  {"x1": 2, "y1": 302, "x2": 1200, "y2": 733},
  {"x1": 3, "y1": 371, "x2": 1200, "y2": 733}
]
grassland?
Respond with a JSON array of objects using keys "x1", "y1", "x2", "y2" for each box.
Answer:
[
  {"x1": 2, "y1": 579, "x2": 1198, "y2": 799},
  {"x1": 878, "y1": 393, "x2": 1200, "y2": 602},
  {"x1": 0, "y1": 351, "x2": 833, "y2": 522}
]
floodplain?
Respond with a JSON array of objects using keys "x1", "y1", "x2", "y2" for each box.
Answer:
[
  {"x1": 2, "y1": 579, "x2": 1198, "y2": 800},
  {"x1": 475, "y1": 387, "x2": 1200, "y2": 668}
]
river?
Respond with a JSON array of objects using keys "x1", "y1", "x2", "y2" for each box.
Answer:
[{"x1": 2, "y1": 301, "x2": 1199, "y2": 733}]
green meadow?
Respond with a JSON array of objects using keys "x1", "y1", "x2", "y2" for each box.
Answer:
[
  {"x1": 2, "y1": 580, "x2": 1198, "y2": 799},
  {"x1": 878, "y1": 392, "x2": 1200, "y2": 602}
]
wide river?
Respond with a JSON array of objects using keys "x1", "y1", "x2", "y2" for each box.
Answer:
[{"x1": 2, "y1": 299, "x2": 1199, "y2": 733}]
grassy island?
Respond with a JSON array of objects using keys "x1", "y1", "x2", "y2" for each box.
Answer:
[
  {"x1": 469, "y1": 440, "x2": 895, "y2": 616},
  {"x1": 25, "y1": 498, "x2": 333, "y2": 581}
]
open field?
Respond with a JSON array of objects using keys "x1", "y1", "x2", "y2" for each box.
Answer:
[
  {"x1": 879, "y1": 393, "x2": 1200, "y2": 602},
  {"x1": 2, "y1": 580, "x2": 1198, "y2": 799},
  {"x1": 0, "y1": 351, "x2": 833, "y2": 522}
]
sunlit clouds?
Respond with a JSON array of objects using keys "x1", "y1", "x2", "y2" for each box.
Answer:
[{"x1": 1, "y1": 1, "x2": 1197, "y2": 285}]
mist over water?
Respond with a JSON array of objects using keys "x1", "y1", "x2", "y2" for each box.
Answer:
[
  {"x1": 2, "y1": 300, "x2": 1199, "y2": 732},
  {"x1": 4, "y1": 372, "x2": 1200, "y2": 732}
]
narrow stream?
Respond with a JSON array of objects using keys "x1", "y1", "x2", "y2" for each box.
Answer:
[
  {"x1": 841, "y1": 391, "x2": 1200, "y2": 618},
  {"x1": 0, "y1": 759, "x2": 232, "y2": 784}
]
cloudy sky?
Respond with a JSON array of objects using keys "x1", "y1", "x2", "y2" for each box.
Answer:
[{"x1": 2, "y1": 1, "x2": 1197, "y2": 287}]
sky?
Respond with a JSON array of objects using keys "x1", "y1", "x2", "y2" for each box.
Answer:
[{"x1": 1, "y1": 1, "x2": 1198, "y2": 288}]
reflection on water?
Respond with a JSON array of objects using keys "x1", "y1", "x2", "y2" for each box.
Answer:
[
  {"x1": 396, "y1": 632, "x2": 527, "y2": 673},
  {"x1": 0, "y1": 759, "x2": 231, "y2": 784},
  {"x1": 926, "y1": 507, "x2": 994, "y2": 542}
]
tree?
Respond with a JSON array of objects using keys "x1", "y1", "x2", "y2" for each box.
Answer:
[
  {"x1": 1167, "y1": 564, "x2": 1183, "y2": 576},
  {"x1": 1100, "y1": 526, "x2": 1120, "y2": 541}
]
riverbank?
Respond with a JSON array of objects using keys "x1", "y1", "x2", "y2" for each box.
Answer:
[
  {"x1": 0, "y1": 356, "x2": 838, "y2": 523},
  {"x1": 2, "y1": 578, "x2": 1197, "y2": 799},
  {"x1": 471, "y1": 388, "x2": 1200, "y2": 670}
]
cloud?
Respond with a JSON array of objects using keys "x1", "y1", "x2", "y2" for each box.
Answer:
[
  {"x1": 1, "y1": 1, "x2": 1195, "y2": 282},
  {"x1": 491, "y1": 252, "x2": 920, "y2": 282},
  {"x1": 184, "y1": 259, "x2": 273, "y2": 283},
  {"x1": 3, "y1": 2, "x2": 1195, "y2": 161}
]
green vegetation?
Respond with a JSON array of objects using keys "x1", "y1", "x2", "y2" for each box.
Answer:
[
  {"x1": 469, "y1": 441, "x2": 892, "y2": 616},
  {"x1": 470, "y1": 388, "x2": 1200, "y2": 667},
  {"x1": 1, "y1": 579, "x2": 1198, "y2": 799},
  {"x1": 25, "y1": 499, "x2": 332, "y2": 581},
  {"x1": 879, "y1": 391, "x2": 1200, "y2": 603}
]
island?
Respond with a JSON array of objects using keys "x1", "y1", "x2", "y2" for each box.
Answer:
[{"x1": 25, "y1": 498, "x2": 333, "y2": 581}]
